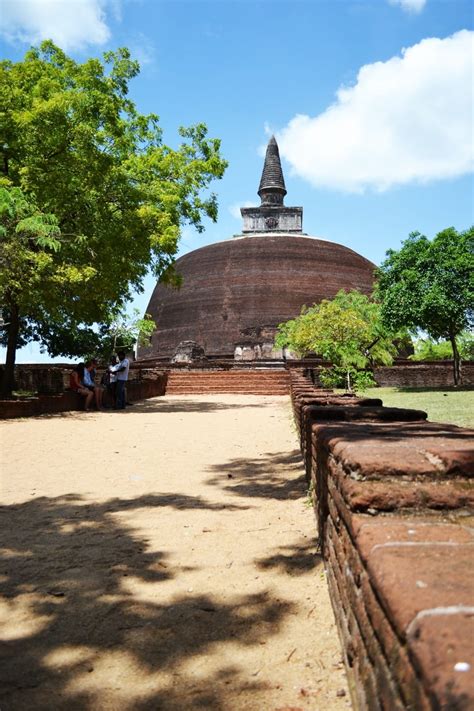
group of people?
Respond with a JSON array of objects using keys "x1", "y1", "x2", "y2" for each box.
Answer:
[{"x1": 69, "y1": 351, "x2": 130, "y2": 411}]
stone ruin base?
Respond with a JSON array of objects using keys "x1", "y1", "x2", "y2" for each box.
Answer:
[{"x1": 171, "y1": 341, "x2": 207, "y2": 364}]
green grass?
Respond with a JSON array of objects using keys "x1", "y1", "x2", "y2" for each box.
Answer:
[
  {"x1": 11, "y1": 390, "x2": 37, "y2": 398},
  {"x1": 363, "y1": 387, "x2": 474, "y2": 428}
]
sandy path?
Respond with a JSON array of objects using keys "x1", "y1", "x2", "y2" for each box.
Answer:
[{"x1": 0, "y1": 394, "x2": 349, "y2": 711}]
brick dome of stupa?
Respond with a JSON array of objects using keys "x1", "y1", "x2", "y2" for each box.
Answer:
[{"x1": 138, "y1": 138, "x2": 375, "y2": 360}]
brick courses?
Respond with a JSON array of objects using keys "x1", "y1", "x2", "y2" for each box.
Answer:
[
  {"x1": 165, "y1": 368, "x2": 289, "y2": 395},
  {"x1": 289, "y1": 369, "x2": 474, "y2": 710},
  {"x1": 138, "y1": 235, "x2": 375, "y2": 359}
]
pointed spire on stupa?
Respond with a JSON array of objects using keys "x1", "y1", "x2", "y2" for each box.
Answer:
[
  {"x1": 258, "y1": 136, "x2": 287, "y2": 206},
  {"x1": 239, "y1": 134, "x2": 303, "y2": 235}
]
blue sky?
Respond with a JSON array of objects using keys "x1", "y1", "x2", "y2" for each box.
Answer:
[{"x1": 1, "y1": 0, "x2": 473, "y2": 363}]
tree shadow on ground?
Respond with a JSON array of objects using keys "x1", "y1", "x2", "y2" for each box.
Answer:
[
  {"x1": 255, "y1": 539, "x2": 323, "y2": 576},
  {"x1": 0, "y1": 494, "x2": 294, "y2": 710},
  {"x1": 124, "y1": 397, "x2": 281, "y2": 415},
  {"x1": 206, "y1": 450, "x2": 308, "y2": 501},
  {"x1": 15, "y1": 397, "x2": 282, "y2": 421}
]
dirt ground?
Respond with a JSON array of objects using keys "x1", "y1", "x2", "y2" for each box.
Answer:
[{"x1": 0, "y1": 394, "x2": 350, "y2": 711}]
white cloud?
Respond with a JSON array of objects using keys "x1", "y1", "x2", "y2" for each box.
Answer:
[
  {"x1": 127, "y1": 31, "x2": 156, "y2": 67},
  {"x1": 277, "y1": 30, "x2": 473, "y2": 193},
  {"x1": 389, "y1": 0, "x2": 427, "y2": 13},
  {"x1": 0, "y1": 0, "x2": 116, "y2": 51},
  {"x1": 229, "y1": 201, "x2": 255, "y2": 220}
]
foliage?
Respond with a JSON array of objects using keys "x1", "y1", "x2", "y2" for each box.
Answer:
[
  {"x1": 376, "y1": 227, "x2": 474, "y2": 385},
  {"x1": 100, "y1": 309, "x2": 156, "y2": 356},
  {"x1": 0, "y1": 41, "x2": 227, "y2": 394},
  {"x1": 319, "y1": 366, "x2": 376, "y2": 392},
  {"x1": 275, "y1": 289, "x2": 398, "y2": 391},
  {"x1": 0, "y1": 184, "x2": 77, "y2": 392},
  {"x1": 0, "y1": 184, "x2": 62, "y2": 299},
  {"x1": 459, "y1": 331, "x2": 474, "y2": 361},
  {"x1": 410, "y1": 331, "x2": 474, "y2": 362}
]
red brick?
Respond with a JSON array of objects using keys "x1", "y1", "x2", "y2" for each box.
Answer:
[
  {"x1": 305, "y1": 405, "x2": 427, "y2": 423},
  {"x1": 335, "y1": 473, "x2": 474, "y2": 512},
  {"x1": 317, "y1": 421, "x2": 474, "y2": 479},
  {"x1": 363, "y1": 543, "x2": 474, "y2": 636},
  {"x1": 356, "y1": 520, "x2": 474, "y2": 558},
  {"x1": 408, "y1": 611, "x2": 474, "y2": 710}
]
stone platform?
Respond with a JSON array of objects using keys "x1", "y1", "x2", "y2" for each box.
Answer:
[{"x1": 165, "y1": 368, "x2": 289, "y2": 395}]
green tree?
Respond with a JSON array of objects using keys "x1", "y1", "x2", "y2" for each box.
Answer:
[
  {"x1": 0, "y1": 42, "x2": 227, "y2": 395},
  {"x1": 410, "y1": 331, "x2": 474, "y2": 362},
  {"x1": 275, "y1": 290, "x2": 397, "y2": 391},
  {"x1": 0, "y1": 184, "x2": 66, "y2": 394},
  {"x1": 101, "y1": 308, "x2": 156, "y2": 355},
  {"x1": 376, "y1": 227, "x2": 474, "y2": 385}
]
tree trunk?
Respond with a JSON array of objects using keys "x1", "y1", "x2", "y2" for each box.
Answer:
[
  {"x1": 449, "y1": 331, "x2": 461, "y2": 386},
  {"x1": 346, "y1": 369, "x2": 351, "y2": 393},
  {"x1": 1, "y1": 302, "x2": 19, "y2": 397}
]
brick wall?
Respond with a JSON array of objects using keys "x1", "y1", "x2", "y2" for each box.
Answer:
[
  {"x1": 374, "y1": 361, "x2": 474, "y2": 387},
  {"x1": 290, "y1": 370, "x2": 474, "y2": 710},
  {"x1": 0, "y1": 369, "x2": 168, "y2": 419},
  {"x1": 287, "y1": 359, "x2": 474, "y2": 388}
]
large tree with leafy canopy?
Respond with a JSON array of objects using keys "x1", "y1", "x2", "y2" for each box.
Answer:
[
  {"x1": 376, "y1": 227, "x2": 474, "y2": 386},
  {"x1": 0, "y1": 41, "x2": 227, "y2": 395},
  {"x1": 275, "y1": 290, "x2": 398, "y2": 392}
]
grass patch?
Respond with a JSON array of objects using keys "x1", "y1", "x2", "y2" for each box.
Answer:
[
  {"x1": 11, "y1": 390, "x2": 38, "y2": 399},
  {"x1": 363, "y1": 387, "x2": 474, "y2": 428}
]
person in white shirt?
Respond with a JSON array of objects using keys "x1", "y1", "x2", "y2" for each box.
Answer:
[
  {"x1": 102, "y1": 354, "x2": 118, "y2": 407},
  {"x1": 111, "y1": 350, "x2": 130, "y2": 409}
]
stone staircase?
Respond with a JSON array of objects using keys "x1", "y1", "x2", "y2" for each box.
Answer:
[{"x1": 165, "y1": 369, "x2": 290, "y2": 395}]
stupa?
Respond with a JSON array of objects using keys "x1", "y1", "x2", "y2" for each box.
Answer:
[{"x1": 138, "y1": 137, "x2": 375, "y2": 360}]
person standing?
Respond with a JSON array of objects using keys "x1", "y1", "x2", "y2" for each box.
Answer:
[
  {"x1": 112, "y1": 350, "x2": 130, "y2": 409},
  {"x1": 102, "y1": 354, "x2": 118, "y2": 407}
]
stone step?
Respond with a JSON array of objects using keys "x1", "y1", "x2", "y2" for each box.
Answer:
[
  {"x1": 165, "y1": 369, "x2": 290, "y2": 394},
  {"x1": 168, "y1": 374, "x2": 289, "y2": 383},
  {"x1": 166, "y1": 377, "x2": 290, "y2": 382},
  {"x1": 167, "y1": 379, "x2": 289, "y2": 385},
  {"x1": 167, "y1": 392, "x2": 288, "y2": 396},
  {"x1": 166, "y1": 387, "x2": 288, "y2": 395},
  {"x1": 167, "y1": 372, "x2": 289, "y2": 378}
]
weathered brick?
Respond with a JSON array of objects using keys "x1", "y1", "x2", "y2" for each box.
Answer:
[
  {"x1": 326, "y1": 544, "x2": 383, "y2": 710},
  {"x1": 356, "y1": 520, "x2": 474, "y2": 558},
  {"x1": 295, "y1": 371, "x2": 474, "y2": 710},
  {"x1": 335, "y1": 473, "x2": 474, "y2": 512},
  {"x1": 304, "y1": 405, "x2": 427, "y2": 423},
  {"x1": 328, "y1": 513, "x2": 431, "y2": 709},
  {"x1": 363, "y1": 543, "x2": 474, "y2": 637},
  {"x1": 317, "y1": 421, "x2": 474, "y2": 479},
  {"x1": 408, "y1": 611, "x2": 474, "y2": 710}
]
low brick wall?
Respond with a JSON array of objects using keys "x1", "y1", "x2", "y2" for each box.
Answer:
[
  {"x1": 287, "y1": 359, "x2": 474, "y2": 388},
  {"x1": 374, "y1": 361, "x2": 474, "y2": 388},
  {"x1": 289, "y1": 370, "x2": 474, "y2": 710},
  {"x1": 0, "y1": 370, "x2": 168, "y2": 419}
]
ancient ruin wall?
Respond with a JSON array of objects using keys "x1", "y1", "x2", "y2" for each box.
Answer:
[
  {"x1": 0, "y1": 366, "x2": 168, "y2": 419},
  {"x1": 290, "y1": 360, "x2": 474, "y2": 388},
  {"x1": 289, "y1": 372, "x2": 474, "y2": 710},
  {"x1": 374, "y1": 361, "x2": 474, "y2": 387}
]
